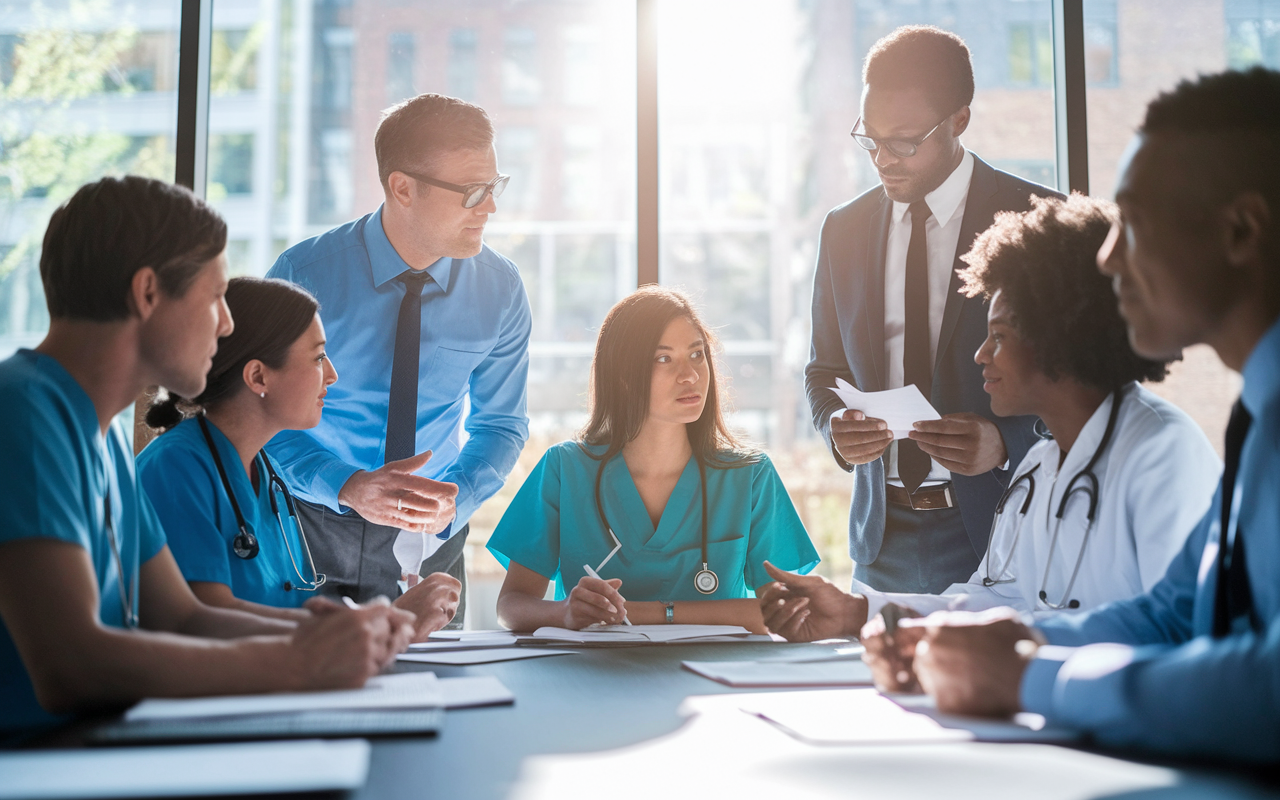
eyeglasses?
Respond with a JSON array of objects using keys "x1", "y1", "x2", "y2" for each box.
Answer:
[
  {"x1": 850, "y1": 114, "x2": 950, "y2": 158},
  {"x1": 401, "y1": 171, "x2": 510, "y2": 209}
]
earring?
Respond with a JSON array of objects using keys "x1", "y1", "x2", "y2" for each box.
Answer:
[{"x1": 260, "y1": 392, "x2": 266, "y2": 399}]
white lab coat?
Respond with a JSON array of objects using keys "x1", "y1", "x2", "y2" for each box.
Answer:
[{"x1": 860, "y1": 382, "x2": 1221, "y2": 618}]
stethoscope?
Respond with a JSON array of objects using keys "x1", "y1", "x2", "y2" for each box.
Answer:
[
  {"x1": 198, "y1": 415, "x2": 326, "y2": 592},
  {"x1": 980, "y1": 389, "x2": 1123, "y2": 610},
  {"x1": 593, "y1": 455, "x2": 720, "y2": 595}
]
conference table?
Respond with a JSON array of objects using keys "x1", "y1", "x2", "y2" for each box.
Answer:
[{"x1": 350, "y1": 640, "x2": 1279, "y2": 800}]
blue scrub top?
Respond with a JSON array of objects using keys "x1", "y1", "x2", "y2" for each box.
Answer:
[
  {"x1": 0, "y1": 350, "x2": 167, "y2": 734},
  {"x1": 487, "y1": 442, "x2": 819, "y2": 601},
  {"x1": 137, "y1": 417, "x2": 311, "y2": 609}
]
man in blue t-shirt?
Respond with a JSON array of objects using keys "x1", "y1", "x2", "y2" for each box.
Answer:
[
  {"x1": 859, "y1": 68, "x2": 1280, "y2": 765},
  {"x1": 0, "y1": 176, "x2": 414, "y2": 736}
]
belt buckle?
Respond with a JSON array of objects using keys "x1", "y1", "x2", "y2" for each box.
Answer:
[{"x1": 909, "y1": 484, "x2": 953, "y2": 511}]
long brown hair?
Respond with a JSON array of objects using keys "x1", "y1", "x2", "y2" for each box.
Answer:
[{"x1": 579, "y1": 286, "x2": 755, "y2": 470}]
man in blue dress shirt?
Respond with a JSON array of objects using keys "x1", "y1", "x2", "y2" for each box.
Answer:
[
  {"x1": 267, "y1": 94, "x2": 532, "y2": 623},
  {"x1": 860, "y1": 68, "x2": 1280, "y2": 764}
]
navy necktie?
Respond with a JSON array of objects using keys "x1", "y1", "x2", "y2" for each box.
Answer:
[
  {"x1": 899, "y1": 200, "x2": 933, "y2": 493},
  {"x1": 386, "y1": 270, "x2": 430, "y2": 465},
  {"x1": 1213, "y1": 399, "x2": 1257, "y2": 636}
]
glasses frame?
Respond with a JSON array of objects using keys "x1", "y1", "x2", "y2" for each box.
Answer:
[
  {"x1": 401, "y1": 170, "x2": 510, "y2": 209},
  {"x1": 850, "y1": 114, "x2": 951, "y2": 158}
]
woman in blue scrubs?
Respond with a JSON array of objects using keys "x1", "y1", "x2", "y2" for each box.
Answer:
[
  {"x1": 138, "y1": 278, "x2": 337, "y2": 619},
  {"x1": 488, "y1": 287, "x2": 819, "y2": 632}
]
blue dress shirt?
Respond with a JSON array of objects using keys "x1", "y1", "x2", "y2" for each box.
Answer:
[
  {"x1": 488, "y1": 442, "x2": 820, "y2": 601},
  {"x1": 137, "y1": 417, "x2": 311, "y2": 608},
  {"x1": 0, "y1": 350, "x2": 167, "y2": 733},
  {"x1": 265, "y1": 207, "x2": 532, "y2": 535},
  {"x1": 1020, "y1": 317, "x2": 1280, "y2": 763}
]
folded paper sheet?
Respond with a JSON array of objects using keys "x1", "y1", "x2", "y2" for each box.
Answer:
[
  {"x1": 830, "y1": 378, "x2": 941, "y2": 437},
  {"x1": 681, "y1": 658, "x2": 874, "y2": 687}
]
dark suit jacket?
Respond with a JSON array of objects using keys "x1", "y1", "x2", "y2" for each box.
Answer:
[{"x1": 807, "y1": 155, "x2": 1062, "y2": 564}]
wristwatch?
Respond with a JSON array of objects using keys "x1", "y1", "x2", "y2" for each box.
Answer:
[{"x1": 664, "y1": 600, "x2": 675, "y2": 624}]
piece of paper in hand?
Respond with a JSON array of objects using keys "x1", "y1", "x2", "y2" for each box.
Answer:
[
  {"x1": 830, "y1": 378, "x2": 941, "y2": 437},
  {"x1": 393, "y1": 528, "x2": 446, "y2": 590}
]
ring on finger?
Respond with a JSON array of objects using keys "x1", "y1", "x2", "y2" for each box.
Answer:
[{"x1": 397, "y1": 497, "x2": 403, "y2": 511}]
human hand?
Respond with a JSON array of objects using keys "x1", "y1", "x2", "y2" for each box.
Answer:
[
  {"x1": 907, "y1": 413, "x2": 1007, "y2": 476},
  {"x1": 290, "y1": 596, "x2": 415, "y2": 690},
  {"x1": 393, "y1": 572, "x2": 462, "y2": 641},
  {"x1": 911, "y1": 608, "x2": 1042, "y2": 718},
  {"x1": 830, "y1": 409, "x2": 895, "y2": 466},
  {"x1": 563, "y1": 576, "x2": 628, "y2": 629},
  {"x1": 860, "y1": 603, "x2": 925, "y2": 693},
  {"x1": 758, "y1": 561, "x2": 867, "y2": 642},
  {"x1": 337, "y1": 450, "x2": 459, "y2": 534}
]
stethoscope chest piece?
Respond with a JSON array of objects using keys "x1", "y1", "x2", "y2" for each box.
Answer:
[
  {"x1": 694, "y1": 564, "x2": 719, "y2": 595},
  {"x1": 232, "y1": 530, "x2": 260, "y2": 559}
]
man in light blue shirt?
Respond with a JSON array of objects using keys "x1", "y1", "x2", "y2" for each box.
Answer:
[
  {"x1": 861, "y1": 68, "x2": 1280, "y2": 764},
  {"x1": 267, "y1": 94, "x2": 531, "y2": 621}
]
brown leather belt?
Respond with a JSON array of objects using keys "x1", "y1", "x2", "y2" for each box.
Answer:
[{"x1": 886, "y1": 482, "x2": 955, "y2": 511}]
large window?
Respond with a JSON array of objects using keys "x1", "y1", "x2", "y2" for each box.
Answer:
[{"x1": 0, "y1": 0, "x2": 180, "y2": 358}]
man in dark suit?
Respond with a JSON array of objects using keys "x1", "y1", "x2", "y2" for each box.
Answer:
[{"x1": 806, "y1": 26, "x2": 1055, "y2": 593}]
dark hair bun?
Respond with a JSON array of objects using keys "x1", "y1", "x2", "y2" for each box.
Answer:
[{"x1": 144, "y1": 391, "x2": 187, "y2": 431}]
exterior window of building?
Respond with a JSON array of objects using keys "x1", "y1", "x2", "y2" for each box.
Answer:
[
  {"x1": 561, "y1": 125, "x2": 602, "y2": 215},
  {"x1": 211, "y1": 27, "x2": 261, "y2": 94},
  {"x1": 448, "y1": 28, "x2": 478, "y2": 100},
  {"x1": 563, "y1": 25, "x2": 600, "y2": 105},
  {"x1": 0, "y1": 0, "x2": 180, "y2": 359},
  {"x1": 1084, "y1": 0, "x2": 1120, "y2": 85},
  {"x1": 497, "y1": 126, "x2": 539, "y2": 214},
  {"x1": 503, "y1": 27, "x2": 540, "y2": 105},
  {"x1": 1008, "y1": 21, "x2": 1054, "y2": 86},
  {"x1": 1226, "y1": 0, "x2": 1280, "y2": 68},
  {"x1": 386, "y1": 31, "x2": 414, "y2": 104},
  {"x1": 209, "y1": 133, "x2": 254, "y2": 197}
]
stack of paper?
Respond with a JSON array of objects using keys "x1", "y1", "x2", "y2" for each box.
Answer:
[
  {"x1": 0, "y1": 739, "x2": 370, "y2": 799},
  {"x1": 400, "y1": 648, "x2": 573, "y2": 665},
  {"x1": 682, "y1": 658, "x2": 874, "y2": 687},
  {"x1": 520, "y1": 624, "x2": 754, "y2": 645}
]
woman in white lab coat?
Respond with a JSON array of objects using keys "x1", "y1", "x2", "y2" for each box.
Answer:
[{"x1": 759, "y1": 194, "x2": 1221, "y2": 640}]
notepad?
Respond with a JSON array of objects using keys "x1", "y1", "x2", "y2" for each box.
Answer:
[
  {"x1": 0, "y1": 739, "x2": 370, "y2": 799},
  {"x1": 125, "y1": 671, "x2": 441, "y2": 722},
  {"x1": 400, "y1": 647, "x2": 572, "y2": 665},
  {"x1": 521, "y1": 624, "x2": 753, "y2": 645},
  {"x1": 409, "y1": 632, "x2": 520, "y2": 650},
  {"x1": 830, "y1": 378, "x2": 941, "y2": 437},
  {"x1": 682, "y1": 658, "x2": 874, "y2": 687}
]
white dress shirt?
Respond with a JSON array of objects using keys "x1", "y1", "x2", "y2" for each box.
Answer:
[
  {"x1": 883, "y1": 150, "x2": 975, "y2": 485},
  {"x1": 858, "y1": 383, "x2": 1222, "y2": 618}
]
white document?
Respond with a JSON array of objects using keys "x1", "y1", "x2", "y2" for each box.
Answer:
[
  {"x1": 125, "y1": 671, "x2": 441, "y2": 722},
  {"x1": 438, "y1": 675, "x2": 516, "y2": 708},
  {"x1": 400, "y1": 648, "x2": 573, "y2": 665},
  {"x1": 830, "y1": 377, "x2": 941, "y2": 437},
  {"x1": 410, "y1": 631, "x2": 519, "y2": 650},
  {"x1": 0, "y1": 739, "x2": 370, "y2": 799},
  {"x1": 681, "y1": 659, "x2": 874, "y2": 687},
  {"x1": 526, "y1": 624, "x2": 752, "y2": 644}
]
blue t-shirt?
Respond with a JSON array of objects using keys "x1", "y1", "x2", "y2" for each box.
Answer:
[
  {"x1": 137, "y1": 417, "x2": 312, "y2": 609},
  {"x1": 487, "y1": 442, "x2": 819, "y2": 601},
  {"x1": 0, "y1": 350, "x2": 167, "y2": 733}
]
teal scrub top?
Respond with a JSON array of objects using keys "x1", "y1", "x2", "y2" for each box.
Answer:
[
  {"x1": 487, "y1": 442, "x2": 819, "y2": 601},
  {"x1": 0, "y1": 350, "x2": 167, "y2": 734},
  {"x1": 137, "y1": 417, "x2": 312, "y2": 609}
]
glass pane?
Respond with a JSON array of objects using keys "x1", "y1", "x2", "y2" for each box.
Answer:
[
  {"x1": 205, "y1": 0, "x2": 637, "y2": 625},
  {"x1": 1085, "y1": 0, "x2": 1264, "y2": 455},
  {"x1": 657, "y1": 0, "x2": 1058, "y2": 582},
  {"x1": 0, "y1": 0, "x2": 181, "y2": 358}
]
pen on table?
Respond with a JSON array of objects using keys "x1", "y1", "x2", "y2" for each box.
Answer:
[
  {"x1": 582, "y1": 564, "x2": 632, "y2": 625},
  {"x1": 342, "y1": 596, "x2": 360, "y2": 610}
]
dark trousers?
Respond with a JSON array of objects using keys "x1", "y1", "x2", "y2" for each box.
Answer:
[
  {"x1": 296, "y1": 499, "x2": 468, "y2": 629},
  {"x1": 853, "y1": 501, "x2": 979, "y2": 594}
]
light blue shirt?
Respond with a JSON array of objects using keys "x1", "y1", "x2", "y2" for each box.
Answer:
[
  {"x1": 487, "y1": 442, "x2": 820, "y2": 601},
  {"x1": 137, "y1": 417, "x2": 311, "y2": 609},
  {"x1": 265, "y1": 207, "x2": 532, "y2": 536},
  {"x1": 0, "y1": 350, "x2": 167, "y2": 734},
  {"x1": 1020, "y1": 317, "x2": 1280, "y2": 763}
]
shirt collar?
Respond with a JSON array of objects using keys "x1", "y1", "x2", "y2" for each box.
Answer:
[
  {"x1": 892, "y1": 149, "x2": 974, "y2": 226},
  {"x1": 363, "y1": 205, "x2": 456, "y2": 291},
  {"x1": 1241, "y1": 315, "x2": 1280, "y2": 416},
  {"x1": 1057, "y1": 384, "x2": 1128, "y2": 477},
  {"x1": 22, "y1": 349, "x2": 104, "y2": 445}
]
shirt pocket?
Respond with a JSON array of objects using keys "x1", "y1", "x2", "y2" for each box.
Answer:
[{"x1": 428, "y1": 346, "x2": 488, "y2": 400}]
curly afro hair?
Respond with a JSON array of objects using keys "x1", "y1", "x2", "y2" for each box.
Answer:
[{"x1": 958, "y1": 194, "x2": 1171, "y2": 391}]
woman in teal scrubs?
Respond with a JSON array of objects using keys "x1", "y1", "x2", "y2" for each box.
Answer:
[
  {"x1": 137, "y1": 278, "x2": 336, "y2": 618},
  {"x1": 489, "y1": 286, "x2": 819, "y2": 632}
]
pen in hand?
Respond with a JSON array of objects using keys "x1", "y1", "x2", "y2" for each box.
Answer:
[{"x1": 582, "y1": 564, "x2": 631, "y2": 626}]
